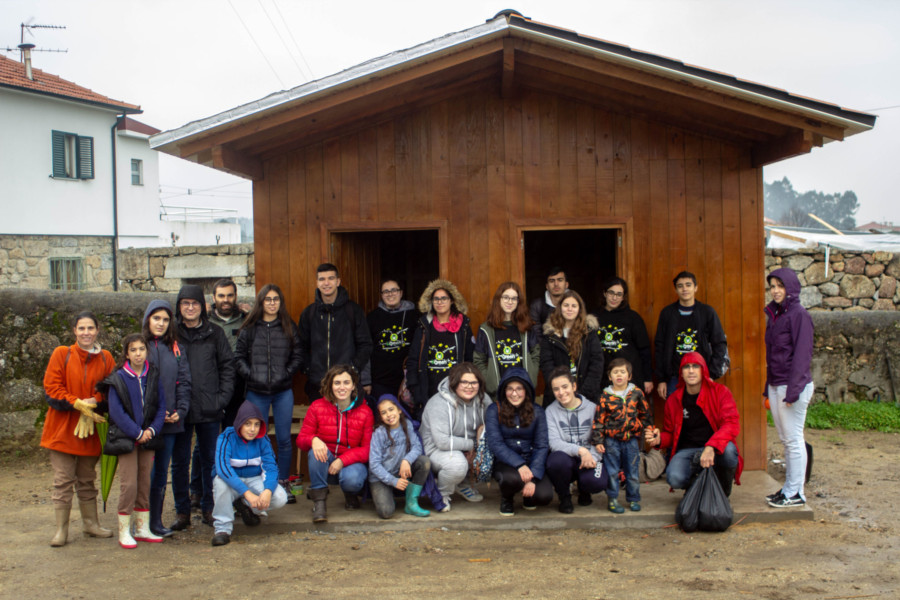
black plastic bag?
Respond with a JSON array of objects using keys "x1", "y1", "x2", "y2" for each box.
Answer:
[{"x1": 675, "y1": 467, "x2": 733, "y2": 532}]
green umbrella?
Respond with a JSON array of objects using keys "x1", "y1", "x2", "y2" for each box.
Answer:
[{"x1": 95, "y1": 420, "x2": 118, "y2": 513}]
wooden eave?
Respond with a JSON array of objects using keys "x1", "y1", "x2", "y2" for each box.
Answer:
[{"x1": 152, "y1": 15, "x2": 874, "y2": 180}]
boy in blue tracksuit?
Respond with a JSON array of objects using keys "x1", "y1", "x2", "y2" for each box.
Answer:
[{"x1": 210, "y1": 401, "x2": 288, "y2": 546}]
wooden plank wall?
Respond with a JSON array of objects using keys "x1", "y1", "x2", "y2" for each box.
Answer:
[{"x1": 252, "y1": 87, "x2": 767, "y2": 469}]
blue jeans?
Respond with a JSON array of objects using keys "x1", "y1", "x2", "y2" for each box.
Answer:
[
  {"x1": 307, "y1": 450, "x2": 367, "y2": 493},
  {"x1": 172, "y1": 421, "x2": 220, "y2": 514},
  {"x1": 666, "y1": 441, "x2": 739, "y2": 490},
  {"x1": 150, "y1": 433, "x2": 177, "y2": 492},
  {"x1": 246, "y1": 388, "x2": 295, "y2": 481},
  {"x1": 604, "y1": 437, "x2": 641, "y2": 502}
]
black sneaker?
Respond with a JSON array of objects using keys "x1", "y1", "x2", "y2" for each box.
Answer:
[
  {"x1": 522, "y1": 496, "x2": 537, "y2": 511},
  {"x1": 211, "y1": 532, "x2": 231, "y2": 546},
  {"x1": 765, "y1": 490, "x2": 784, "y2": 503},
  {"x1": 499, "y1": 497, "x2": 515, "y2": 516},
  {"x1": 577, "y1": 491, "x2": 593, "y2": 507},
  {"x1": 558, "y1": 495, "x2": 574, "y2": 514},
  {"x1": 768, "y1": 493, "x2": 805, "y2": 508},
  {"x1": 233, "y1": 498, "x2": 261, "y2": 527}
]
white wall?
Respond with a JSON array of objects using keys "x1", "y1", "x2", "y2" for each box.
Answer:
[
  {"x1": 116, "y1": 129, "x2": 162, "y2": 246},
  {"x1": 0, "y1": 88, "x2": 119, "y2": 236}
]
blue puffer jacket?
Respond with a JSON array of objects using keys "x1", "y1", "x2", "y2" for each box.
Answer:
[{"x1": 484, "y1": 367, "x2": 549, "y2": 480}]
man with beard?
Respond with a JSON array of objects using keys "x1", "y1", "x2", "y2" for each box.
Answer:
[{"x1": 208, "y1": 279, "x2": 248, "y2": 427}]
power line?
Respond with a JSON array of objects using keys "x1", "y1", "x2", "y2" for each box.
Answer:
[
  {"x1": 864, "y1": 103, "x2": 900, "y2": 113},
  {"x1": 272, "y1": 0, "x2": 315, "y2": 80},
  {"x1": 227, "y1": 0, "x2": 286, "y2": 89},
  {"x1": 258, "y1": 0, "x2": 309, "y2": 83}
]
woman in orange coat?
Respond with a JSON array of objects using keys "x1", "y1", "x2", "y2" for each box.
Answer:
[{"x1": 42, "y1": 311, "x2": 115, "y2": 546}]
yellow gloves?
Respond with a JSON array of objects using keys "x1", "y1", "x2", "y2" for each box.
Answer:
[
  {"x1": 73, "y1": 399, "x2": 106, "y2": 423},
  {"x1": 73, "y1": 414, "x2": 95, "y2": 439}
]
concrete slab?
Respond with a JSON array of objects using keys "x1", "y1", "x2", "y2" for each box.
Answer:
[{"x1": 236, "y1": 470, "x2": 812, "y2": 537}]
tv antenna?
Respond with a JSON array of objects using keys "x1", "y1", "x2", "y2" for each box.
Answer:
[{"x1": 0, "y1": 21, "x2": 68, "y2": 58}]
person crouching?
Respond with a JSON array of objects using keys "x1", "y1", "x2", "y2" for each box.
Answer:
[{"x1": 210, "y1": 401, "x2": 288, "y2": 546}]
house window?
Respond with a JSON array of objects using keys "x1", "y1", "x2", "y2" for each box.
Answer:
[
  {"x1": 51, "y1": 130, "x2": 94, "y2": 179},
  {"x1": 49, "y1": 258, "x2": 85, "y2": 290},
  {"x1": 131, "y1": 159, "x2": 143, "y2": 185}
]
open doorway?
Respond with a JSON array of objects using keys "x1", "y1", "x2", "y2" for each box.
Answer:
[
  {"x1": 328, "y1": 228, "x2": 441, "y2": 313},
  {"x1": 523, "y1": 228, "x2": 620, "y2": 315}
]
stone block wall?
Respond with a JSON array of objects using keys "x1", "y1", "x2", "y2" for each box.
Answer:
[
  {"x1": 0, "y1": 234, "x2": 115, "y2": 291},
  {"x1": 765, "y1": 248, "x2": 899, "y2": 311},
  {"x1": 117, "y1": 243, "x2": 255, "y2": 296}
]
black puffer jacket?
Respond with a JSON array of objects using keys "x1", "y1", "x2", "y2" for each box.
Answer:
[
  {"x1": 539, "y1": 315, "x2": 605, "y2": 405},
  {"x1": 297, "y1": 286, "x2": 372, "y2": 386},
  {"x1": 235, "y1": 318, "x2": 303, "y2": 395},
  {"x1": 176, "y1": 285, "x2": 235, "y2": 424}
]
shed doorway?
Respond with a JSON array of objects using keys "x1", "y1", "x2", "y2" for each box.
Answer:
[
  {"x1": 522, "y1": 228, "x2": 621, "y2": 317},
  {"x1": 327, "y1": 228, "x2": 441, "y2": 313}
]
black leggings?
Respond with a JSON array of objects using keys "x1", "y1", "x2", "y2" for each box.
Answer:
[{"x1": 492, "y1": 462, "x2": 553, "y2": 505}]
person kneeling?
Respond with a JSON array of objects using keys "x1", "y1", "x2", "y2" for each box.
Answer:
[
  {"x1": 485, "y1": 368, "x2": 553, "y2": 516},
  {"x1": 210, "y1": 402, "x2": 288, "y2": 546}
]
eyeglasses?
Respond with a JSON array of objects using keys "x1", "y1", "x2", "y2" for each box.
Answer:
[
  {"x1": 381, "y1": 288, "x2": 401, "y2": 295},
  {"x1": 500, "y1": 295, "x2": 518, "y2": 302},
  {"x1": 506, "y1": 387, "x2": 525, "y2": 396},
  {"x1": 432, "y1": 296, "x2": 451, "y2": 303},
  {"x1": 180, "y1": 300, "x2": 200, "y2": 308},
  {"x1": 263, "y1": 296, "x2": 280, "y2": 304},
  {"x1": 605, "y1": 291, "x2": 624, "y2": 298},
  {"x1": 458, "y1": 380, "x2": 479, "y2": 388}
]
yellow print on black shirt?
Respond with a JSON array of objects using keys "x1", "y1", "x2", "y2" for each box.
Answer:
[
  {"x1": 377, "y1": 325, "x2": 409, "y2": 353},
  {"x1": 675, "y1": 327, "x2": 699, "y2": 356},
  {"x1": 427, "y1": 343, "x2": 457, "y2": 373}
]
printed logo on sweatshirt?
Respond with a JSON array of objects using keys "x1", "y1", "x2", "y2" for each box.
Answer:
[
  {"x1": 377, "y1": 325, "x2": 410, "y2": 354},
  {"x1": 494, "y1": 336, "x2": 523, "y2": 368},
  {"x1": 675, "y1": 327, "x2": 699, "y2": 356},
  {"x1": 427, "y1": 343, "x2": 457, "y2": 373},
  {"x1": 597, "y1": 324, "x2": 627, "y2": 352}
]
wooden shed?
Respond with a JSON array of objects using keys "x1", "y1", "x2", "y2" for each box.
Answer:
[{"x1": 152, "y1": 11, "x2": 875, "y2": 470}]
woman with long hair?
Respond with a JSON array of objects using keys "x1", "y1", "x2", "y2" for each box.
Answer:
[
  {"x1": 42, "y1": 311, "x2": 115, "y2": 546},
  {"x1": 539, "y1": 290, "x2": 605, "y2": 405},
  {"x1": 235, "y1": 283, "x2": 303, "y2": 503},
  {"x1": 593, "y1": 277, "x2": 653, "y2": 395},
  {"x1": 143, "y1": 299, "x2": 192, "y2": 536},
  {"x1": 484, "y1": 368, "x2": 552, "y2": 516},
  {"x1": 407, "y1": 279, "x2": 474, "y2": 415},
  {"x1": 474, "y1": 282, "x2": 538, "y2": 398},
  {"x1": 296, "y1": 364, "x2": 373, "y2": 523}
]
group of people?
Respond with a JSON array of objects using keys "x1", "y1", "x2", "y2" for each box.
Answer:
[{"x1": 41, "y1": 262, "x2": 813, "y2": 548}]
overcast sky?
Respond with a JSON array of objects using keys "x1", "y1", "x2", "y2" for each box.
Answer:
[{"x1": 5, "y1": 0, "x2": 899, "y2": 226}]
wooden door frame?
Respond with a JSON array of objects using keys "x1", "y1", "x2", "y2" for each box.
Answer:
[
  {"x1": 320, "y1": 220, "x2": 449, "y2": 279},
  {"x1": 510, "y1": 217, "x2": 634, "y2": 285}
]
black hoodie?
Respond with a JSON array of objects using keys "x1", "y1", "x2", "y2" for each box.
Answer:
[
  {"x1": 176, "y1": 285, "x2": 235, "y2": 424},
  {"x1": 592, "y1": 304, "x2": 653, "y2": 389}
]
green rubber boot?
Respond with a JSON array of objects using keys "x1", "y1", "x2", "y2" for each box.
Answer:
[{"x1": 403, "y1": 483, "x2": 430, "y2": 518}]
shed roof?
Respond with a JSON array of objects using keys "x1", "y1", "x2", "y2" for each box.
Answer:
[
  {"x1": 152, "y1": 11, "x2": 875, "y2": 180},
  {"x1": 0, "y1": 53, "x2": 141, "y2": 114}
]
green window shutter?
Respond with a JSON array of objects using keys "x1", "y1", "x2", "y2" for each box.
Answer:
[
  {"x1": 76, "y1": 136, "x2": 94, "y2": 179},
  {"x1": 51, "y1": 130, "x2": 67, "y2": 177}
]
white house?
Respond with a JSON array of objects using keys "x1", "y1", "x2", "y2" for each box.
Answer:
[{"x1": 0, "y1": 48, "x2": 241, "y2": 291}]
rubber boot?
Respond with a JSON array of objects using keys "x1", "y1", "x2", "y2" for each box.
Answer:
[
  {"x1": 133, "y1": 509, "x2": 163, "y2": 543},
  {"x1": 50, "y1": 506, "x2": 70, "y2": 547},
  {"x1": 308, "y1": 487, "x2": 328, "y2": 523},
  {"x1": 118, "y1": 513, "x2": 137, "y2": 549},
  {"x1": 79, "y1": 499, "x2": 113, "y2": 538},
  {"x1": 403, "y1": 483, "x2": 430, "y2": 518},
  {"x1": 716, "y1": 465, "x2": 737, "y2": 498},
  {"x1": 148, "y1": 487, "x2": 173, "y2": 538}
]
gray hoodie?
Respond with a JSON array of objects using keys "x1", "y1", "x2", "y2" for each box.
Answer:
[
  {"x1": 420, "y1": 377, "x2": 492, "y2": 455},
  {"x1": 544, "y1": 393, "x2": 602, "y2": 460}
]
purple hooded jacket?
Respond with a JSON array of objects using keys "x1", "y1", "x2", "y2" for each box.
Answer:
[{"x1": 764, "y1": 268, "x2": 814, "y2": 403}]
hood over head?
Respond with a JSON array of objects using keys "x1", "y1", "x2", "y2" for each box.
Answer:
[
  {"x1": 497, "y1": 366, "x2": 536, "y2": 404},
  {"x1": 176, "y1": 284, "x2": 208, "y2": 322},
  {"x1": 418, "y1": 279, "x2": 468, "y2": 315},
  {"x1": 233, "y1": 401, "x2": 267, "y2": 439},
  {"x1": 678, "y1": 351, "x2": 713, "y2": 388},
  {"x1": 143, "y1": 299, "x2": 174, "y2": 327},
  {"x1": 767, "y1": 267, "x2": 801, "y2": 309}
]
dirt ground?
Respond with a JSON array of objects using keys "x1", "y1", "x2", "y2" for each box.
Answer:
[{"x1": 1, "y1": 426, "x2": 898, "y2": 600}]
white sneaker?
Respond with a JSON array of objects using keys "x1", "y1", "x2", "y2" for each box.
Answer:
[
  {"x1": 439, "y1": 495, "x2": 452, "y2": 512},
  {"x1": 455, "y1": 484, "x2": 484, "y2": 502}
]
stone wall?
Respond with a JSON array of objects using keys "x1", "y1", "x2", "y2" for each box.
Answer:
[
  {"x1": 766, "y1": 248, "x2": 899, "y2": 311},
  {"x1": 0, "y1": 234, "x2": 115, "y2": 291},
  {"x1": 117, "y1": 243, "x2": 255, "y2": 296}
]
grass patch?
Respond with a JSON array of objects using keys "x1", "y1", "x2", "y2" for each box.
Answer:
[{"x1": 804, "y1": 401, "x2": 900, "y2": 432}]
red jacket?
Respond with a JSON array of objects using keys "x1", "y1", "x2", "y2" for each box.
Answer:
[
  {"x1": 296, "y1": 397, "x2": 373, "y2": 467},
  {"x1": 659, "y1": 352, "x2": 743, "y2": 483},
  {"x1": 41, "y1": 344, "x2": 114, "y2": 456}
]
